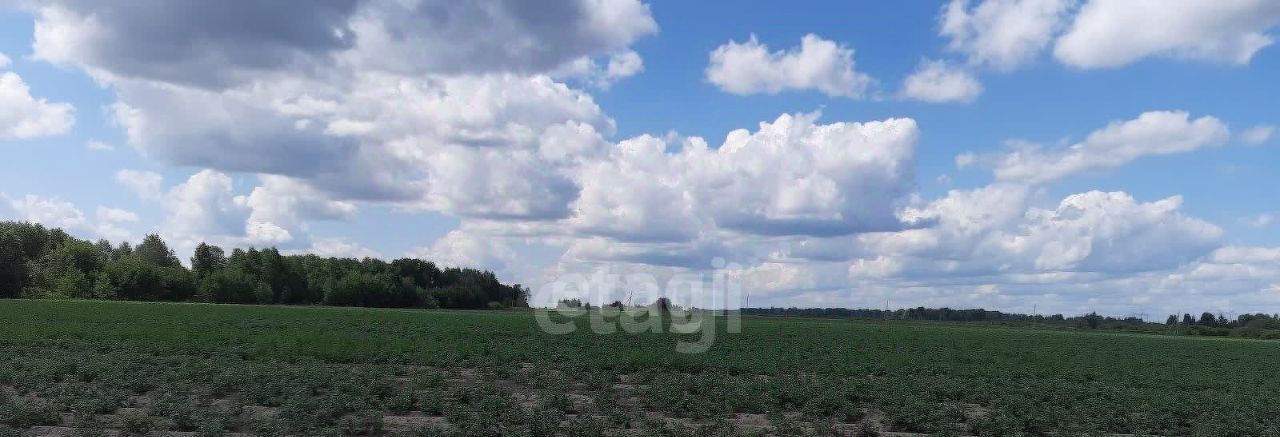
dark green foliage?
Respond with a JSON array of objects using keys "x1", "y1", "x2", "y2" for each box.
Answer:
[
  {"x1": 190, "y1": 242, "x2": 227, "y2": 280},
  {"x1": 0, "y1": 230, "x2": 28, "y2": 297},
  {"x1": 200, "y1": 268, "x2": 258, "y2": 304},
  {"x1": 0, "y1": 221, "x2": 528, "y2": 311},
  {"x1": 135, "y1": 233, "x2": 181, "y2": 268}
]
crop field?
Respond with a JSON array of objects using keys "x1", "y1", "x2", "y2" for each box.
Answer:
[{"x1": 1, "y1": 300, "x2": 1279, "y2": 436}]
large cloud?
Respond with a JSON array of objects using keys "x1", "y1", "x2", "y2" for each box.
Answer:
[
  {"x1": 30, "y1": 0, "x2": 656, "y2": 86},
  {"x1": 0, "y1": 193, "x2": 139, "y2": 242},
  {"x1": 572, "y1": 113, "x2": 920, "y2": 242},
  {"x1": 1054, "y1": 0, "x2": 1280, "y2": 68},
  {"x1": 990, "y1": 111, "x2": 1229, "y2": 184},
  {"x1": 936, "y1": 0, "x2": 1280, "y2": 71},
  {"x1": 27, "y1": 0, "x2": 644, "y2": 215}
]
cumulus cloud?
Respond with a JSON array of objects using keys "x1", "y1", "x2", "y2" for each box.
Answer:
[
  {"x1": 554, "y1": 50, "x2": 645, "y2": 89},
  {"x1": 0, "y1": 52, "x2": 9, "y2": 68},
  {"x1": 571, "y1": 113, "x2": 919, "y2": 244},
  {"x1": 163, "y1": 170, "x2": 248, "y2": 241},
  {"x1": 243, "y1": 175, "x2": 356, "y2": 244},
  {"x1": 304, "y1": 237, "x2": 382, "y2": 259},
  {"x1": 25, "y1": 0, "x2": 643, "y2": 218},
  {"x1": 93, "y1": 206, "x2": 138, "y2": 241},
  {"x1": 936, "y1": 0, "x2": 1280, "y2": 71},
  {"x1": 750, "y1": 109, "x2": 1256, "y2": 314},
  {"x1": 0, "y1": 71, "x2": 75, "y2": 140},
  {"x1": 992, "y1": 111, "x2": 1229, "y2": 184},
  {"x1": 1054, "y1": 0, "x2": 1280, "y2": 68},
  {"x1": 115, "y1": 169, "x2": 164, "y2": 201},
  {"x1": 900, "y1": 60, "x2": 983, "y2": 103},
  {"x1": 407, "y1": 229, "x2": 523, "y2": 280},
  {"x1": 705, "y1": 34, "x2": 873, "y2": 98},
  {"x1": 0, "y1": 194, "x2": 139, "y2": 241},
  {"x1": 5, "y1": 194, "x2": 85, "y2": 229},
  {"x1": 941, "y1": 0, "x2": 1075, "y2": 70}
]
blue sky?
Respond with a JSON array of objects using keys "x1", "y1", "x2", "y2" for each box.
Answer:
[{"x1": 2, "y1": 0, "x2": 1279, "y2": 316}]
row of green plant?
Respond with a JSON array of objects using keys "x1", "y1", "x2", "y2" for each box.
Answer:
[{"x1": 3, "y1": 300, "x2": 1280, "y2": 435}]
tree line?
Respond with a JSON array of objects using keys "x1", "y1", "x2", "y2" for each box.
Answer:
[
  {"x1": 744, "y1": 306, "x2": 1280, "y2": 339},
  {"x1": 0, "y1": 221, "x2": 528, "y2": 309}
]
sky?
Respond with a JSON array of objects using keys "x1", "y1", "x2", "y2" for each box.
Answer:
[{"x1": 1, "y1": 0, "x2": 1279, "y2": 317}]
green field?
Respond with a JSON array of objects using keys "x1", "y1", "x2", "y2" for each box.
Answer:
[{"x1": 1, "y1": 300, "x2": 1278, "y2": 436}]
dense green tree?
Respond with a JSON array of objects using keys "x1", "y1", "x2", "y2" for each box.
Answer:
[
  {"x1": 190, "y1": 242, "x2": 227, "y2": 280},
  {"x1": 1, "y1": 220, "x2": 528, "y2": 310},
  {"x1": 135, "y1": 234, "x2": 180, "y2": 267},
  {"x1": 0, "y1": 229, "x2": 28, "y2": 297},
  {"x1": 1200, "y1": 312, "x2": 1218, "y2": 327},
  {"x1": 112, "y1": 242, "x2": 133, "y2": 260},
  {"x1": 199, "y1": 268, "x2": 257, "y2": 304}
]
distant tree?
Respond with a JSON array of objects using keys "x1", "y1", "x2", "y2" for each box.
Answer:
[
  {"x1": 135, "y1": 234, "x2": 180, "y2": 267},
  {"x1": 190, "y1": 242, "x2": 227, "y2": 280},
  {"x1": 1200, "y1": 312, "x2": 1218, "y2": 327},
  {"x1": 1, "y1": 220, "x2": 534, "y2": 311},
  {"x1": 1084, "y1": 312, "x2": 1101, "y2": 329},
  {"x1": 654, "y1": 297, "x2": 674, "y2": 313},
  {"x1": 1165, "y1": 315, "x2": 1178, "y2": 325},
  {"x1": 1182, "y1": 313, "x2": 1195, "y2": 325}
]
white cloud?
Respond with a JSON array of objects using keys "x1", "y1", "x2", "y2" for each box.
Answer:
[
  {"x1": 0, "y1": 71, "x2": 75, "y2": 140},
  {"x1": 304, "y1": 237, "x2": 382, "y2": 259},
  {"x1": 1241, "y1": 125, "x2": 1275, "y2": 145},
  {"x1": 6, "y1": 194, "x2": 85, "y2": 229},
  {"x1": 163, "y1": 170, "x2": 248, "y2": 241},
  {"x1": 242, "y1": 175, "x2": 356, "y2": 245},
  {"x1": 408, "y1": 229, "x2": 520, "y2": 277},
  {"x1": 1054, "y1": 0, "x2": 1280, "y2": 69},
  {"x1": 555, "y1": 50, "x2": 645, "y2": 89},
  {"x1": 900, "y1": 60, "x2": 983, "y2": 103},
  {"x1": 705, "y1": 34, "x2": 873, "y2": 98},
  {"x1": 94, "y1": 206, "x2": 139, "y2": 241},
  {"x1": 115, "y1": 169, "x2": 164, "y2": 201},
  {"x1": 940, "y1": 0, "x2": 1075, "y2": 70},
  {"x1": 992, "y1": 111, "x2": 1229, "y2": 184},
  {"x1": 0, "y1": 52, "x2": 10, "y2": 68},
  {"x1": 571, "y1": 113, "x2": 919, "y2": 245},
  {"x1": 95, "y1": 206, "x2": 138, "y2": 223},
  {"x1": 86, "y1": 140, "x2": 114, "y2": 151},
  {"x1": 0, "y1": 194, "x2": 139, "y2": 241}
]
